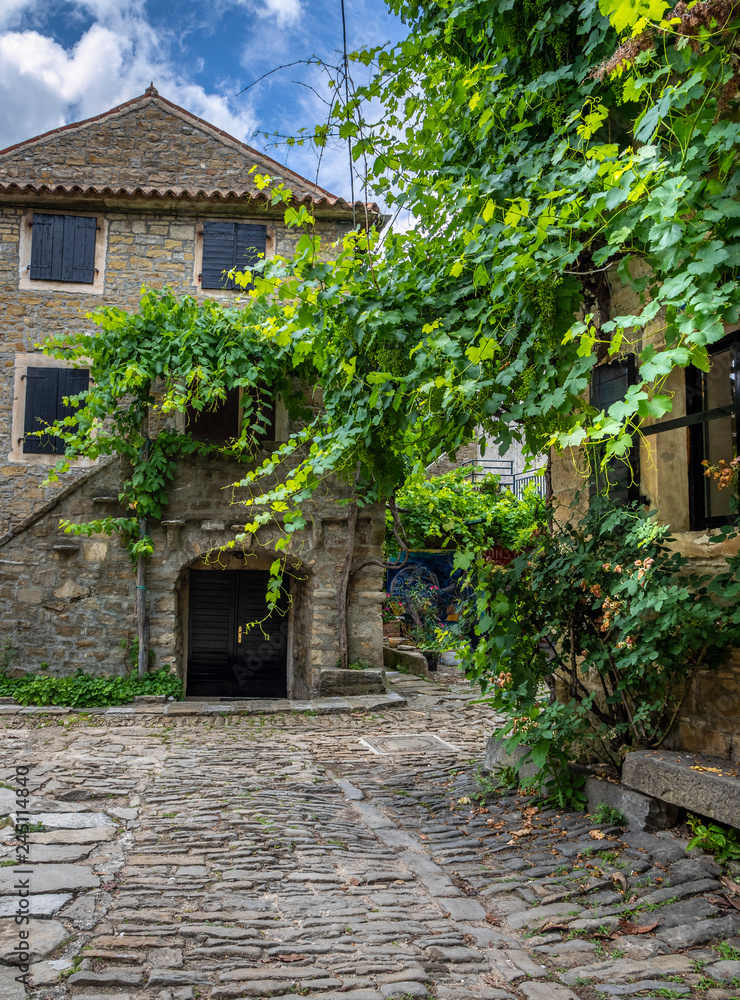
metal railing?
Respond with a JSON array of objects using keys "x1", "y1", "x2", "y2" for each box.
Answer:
[{"x1": 459, "y1": 459, "x2": 546, "y2": 498}]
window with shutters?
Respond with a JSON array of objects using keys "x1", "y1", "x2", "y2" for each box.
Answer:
[
  {"x1": 199, "y1": 221, "x2": 267, "y2": 290},
  {"x1": 687, "y1": 332, "x2": 740, "y2": 529},
  {"x1": 22, "y1": 367, "x2": 89, "y2": 455},
  {"x1": 19, "y1": 211, "x2": 107, "y2": 294},
  {"x1": 29, "y1": 214, "x2": 97, "y2": 283},
  {"x1": 589, "y1": 356, "x2": 641, "y2": 506}
]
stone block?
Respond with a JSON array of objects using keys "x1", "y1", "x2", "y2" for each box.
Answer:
[
  {"x1": 623, "y1": 749, "x2": 740, "y2": 830},
  {"x1": 383, "y1": 645, "x2": 430, "y2": 679},
  {"x1": 584, "y1": 774, "x2": 678, "y2": 831},
  {"x1": 484, "y1": 736, "x2": 539, "y2": 781},
  {"x1": 319, "y1": 668, "x2": 385, "y2": 697}
]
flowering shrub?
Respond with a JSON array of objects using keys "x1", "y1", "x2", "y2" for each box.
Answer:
[
  {"x1": 703, "y1": 457, "x2": 740, "y2": 511},
  {"x1": 458, "y1": 497, "x2": 740, "y2": 793}
]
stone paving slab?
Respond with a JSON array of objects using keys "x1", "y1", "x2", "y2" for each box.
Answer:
[{"x1": 0, "y1": 668, "x2": 737, "y2": 1000}]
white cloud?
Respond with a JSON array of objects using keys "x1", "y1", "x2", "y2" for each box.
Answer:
[
  {"x1": 0, "y1": 2, "x2": 258, "y2": 151},
  {"x1": 247, "y1": 0, "x2": 303, "y2": 28},
  {"x1": 0, "y1": 0, "x2": 37, "y2": 32}
]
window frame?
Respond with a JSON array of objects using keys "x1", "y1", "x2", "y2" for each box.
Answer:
[
  {"x1": 686, "y1": 331, "x2": 740, "y2": 531},
  {"x1": 7, "y1": 355, "x2": 96, "y2": 468},
  {"x1": 18, "y1": 210, "x2": 108, "y2": 295},
  {"x1": 589, "y1": 354, "x2": 642, "y2": 507}
]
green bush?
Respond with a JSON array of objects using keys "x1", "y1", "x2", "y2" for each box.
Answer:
[
  {"x1": 459, "y1": 497, "x2": 740, "y2": 792},
  {"x1": 0, "y1": 667, "x2": 184, "y2": 708},
  {"x1": 687, "y1": 813, "x2": 740, "y2": 864},
  {"x1": 387, "y1": 467, "x2": 545, "y2": 555}
]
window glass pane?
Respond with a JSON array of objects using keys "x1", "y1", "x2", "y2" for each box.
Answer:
[{"x1": 702, "y1": 347, "x2": 738, "y2": 518}]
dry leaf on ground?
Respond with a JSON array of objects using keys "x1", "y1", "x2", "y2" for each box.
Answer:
[{"x1": 616, "y1": 918, "x2": 660, "y2": 935}]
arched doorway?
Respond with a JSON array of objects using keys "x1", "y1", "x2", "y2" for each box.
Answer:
[{"x1": 187, "y1": 569, "x2": 289, "y2": 698}]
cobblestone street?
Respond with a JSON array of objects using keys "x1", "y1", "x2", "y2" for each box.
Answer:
[{"x1": 1, "y1": 671, "x2": 739, "y2": 1000}]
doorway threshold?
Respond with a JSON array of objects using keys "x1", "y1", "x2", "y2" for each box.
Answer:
[{"x1": 0, "y1": 691, "x2": 407, "y2": 719}]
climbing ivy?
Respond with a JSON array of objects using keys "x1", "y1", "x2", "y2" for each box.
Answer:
[{"x1": 229, "y1": 0, "x2": 740, "y2": 530}]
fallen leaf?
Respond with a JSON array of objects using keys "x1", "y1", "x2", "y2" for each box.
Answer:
[
  {"x1": 279, "y1": 954, "x2": 309, "y2": 962},
  {"x1": 721, "y1": 875, "x2": 740, "y2": 896},
  {"x1": 349, "y1": 878, "x2": 360, "y2": 885},
  {"x1": 485, "y1": 914, "x2": 500, "y2": 925},
  {"x1": 708, "y1": 893, "x2": 740, "y2": 912},
  {"x1": 691, "y1": 765, "x2": 723, "y2": 774},
  {"x1": 617, "y1": 918, "x2": 660, "y2": 935},
  {"x1": 393, "y1": 880, "x2": 405, "y2": 885},
  {"x1": 510, "y1": 828, "x2": 534, "y2": 837},
  {"x1": 589, "y1": 829, "x2": 606, "y2": 840},
  {"x1": 539, "y1": 921, "x2": 571, "y2": 933},
  {"x1": 611, "y1": 872, "x2": 628, "y2": 894}
]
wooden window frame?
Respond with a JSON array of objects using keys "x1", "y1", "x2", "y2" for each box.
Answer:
[
  {"x1": 686, "y1": 331, "x2": 740, "y2": 531},
  {"x1": 589, "y1": 354, "x2": 642, "y2": 506}
]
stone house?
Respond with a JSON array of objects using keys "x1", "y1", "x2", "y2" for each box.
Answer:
[
  {"x1": 0, "y1": 86, "x2": 385, "y2": 699},
  {"x1": 551, "y1": 269, "x2": 740, "y2": 760}
]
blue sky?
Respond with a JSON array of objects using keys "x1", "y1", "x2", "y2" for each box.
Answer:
[{"x1": 0, "y1": 0, "x2": 407, "y2": 199}]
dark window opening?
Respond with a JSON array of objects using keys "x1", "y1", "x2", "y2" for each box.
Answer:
[
  {"x1": 201, "y1": 221, "x2": 267, "y2": 290},
  {"x1": 687, "y1": 333, "x2": 740, "y2": 529},
  {"x1": 186, "y1": 388, "x2": 276, "y2": 443},
  {"x1": 30, "y1": 213, "x2": 97, "y2": 283},
  {"x1": 589, "y1": 355, "x2": 641, "y2": 506},
  {"x1": 23, "y1": 367, "x2": 89, "y2": 455},
  {"x1": 187, "y1": 387, "x2": 241, "y2": 441}
]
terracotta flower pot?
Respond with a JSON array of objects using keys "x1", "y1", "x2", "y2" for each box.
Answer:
[{"x1": 383, "y1": 621, "x2": 401, "y2": 637}]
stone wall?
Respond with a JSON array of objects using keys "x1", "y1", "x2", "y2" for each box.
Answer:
[
  {"x1": 0, "y1": 198, "x2": 351, "y2": 535},
  {"x1": 0, "y1": 92, "x2": 384, "y2": 696},
  {"x1": 0, "y1": 95, "x2": 326, "y2": 203},
  {"x1": 0, "y1": 453, "x2": 384, "y2": 693}
]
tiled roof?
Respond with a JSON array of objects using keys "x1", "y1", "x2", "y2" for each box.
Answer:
[{"x1": 0, "y1": 88, "x2": 380, "y2": 217}]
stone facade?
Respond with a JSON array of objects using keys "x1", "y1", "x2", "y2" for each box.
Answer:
[
  {"x1": 550, "y1": 268, "x2": 740, "y2": 759},
  {"x1": 0, "y1": 88, "x2": 384, "y2": 697}
]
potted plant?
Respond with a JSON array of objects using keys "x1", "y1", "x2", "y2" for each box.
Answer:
[{"x1": 382, "y1": 596, "x2": 405, "y2": 637}]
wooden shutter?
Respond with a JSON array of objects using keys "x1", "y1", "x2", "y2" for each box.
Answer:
[
  {"x1": 30, "y1": 214, "x2": 96, "y2": 283},
  {"x1": 67, "y1": 216, "x2": 97, "y2": 283},
  {"x1": 23, "y1": 367, "x2": 89, "y2": 455},
  {"x1": 29, "y1": 214, "x2": 57, "y2": 280},
  {"x1": 234, "y1": 224, "x2": 266, "y2": 285},
  {"x1": 187, "y1": 386, "x2": 241, "y2": 440},
  {"x1": 202, "y1": 221, "x2": 237, "y2": 289},
  {"x1": 23, "y1": 368, "x2": 60, "y2": 454},
  {"x1": 201, "y1": 221, "x2": 267, "y2": 290},
  {"x1": 58, "y1": 368, "x2": 90, "y2": 426}
]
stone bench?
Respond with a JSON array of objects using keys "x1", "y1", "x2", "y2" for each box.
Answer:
[{"x1": 623, "y1": 749, "x2": 740, "y2": 830}]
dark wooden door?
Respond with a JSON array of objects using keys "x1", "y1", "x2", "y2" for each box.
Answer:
[{"x1": 187, "y1": 570, "x2": 288, "y2": 698}]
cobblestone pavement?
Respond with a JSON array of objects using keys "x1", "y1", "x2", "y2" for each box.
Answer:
[{"x1": 1, "y1": 669, "x2": 739, "y2": 1000}]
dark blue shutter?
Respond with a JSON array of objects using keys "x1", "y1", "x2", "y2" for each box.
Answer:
[
  {"x1": 23, "y1": 367, "x2": 89, "y2": 455},
  {"x1": 58, "y1": 368, "x2": 89, "y2": 427},
  {"x1": 29, "y1": 214, "x2": 57, "y2": 280},
  {"x1": 68, "y1": 216, "x2": 96, "y2": 283},
  {"x1": 23, "y1": 368, "x2": 60, "y2": 454},
  {"x1": 202, "y1": 221, "x2": 237, "y2": 289},
  {"x1": 29, "y1": 214, "x2": 96, "y2": 283},
  {"x1": 234, "y1": 224, "x2": 266, "y2": 286},
  {"x1": 202, "y1": 222, "x2": 267, "y2": 290}
]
